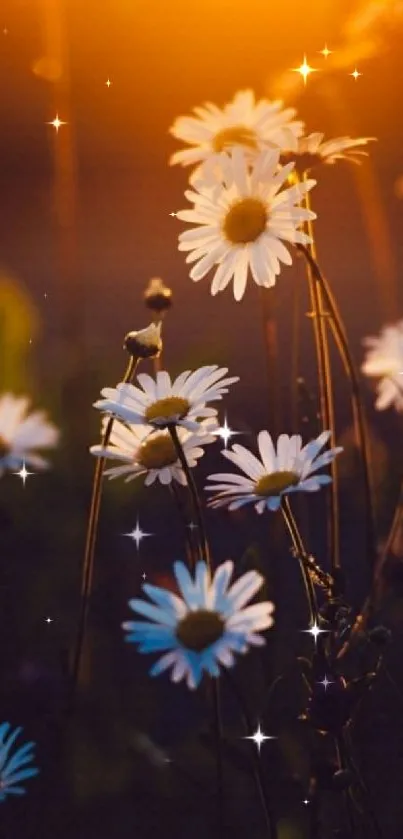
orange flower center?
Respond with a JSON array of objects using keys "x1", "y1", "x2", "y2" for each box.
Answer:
[
  {"x1": 176, "y1": 609, "x2": 225, "y2": 652},
  {"x1": 137, "y1": 432, "x2": 178, "y2": 470},
  {"x1": 223, "y1": 198, "x2": 267, "y2": 245},
  {"x1": 212, "y1": 125, "x2": 257, "y2": 153},
  {"x1": 145, "y1": 396, "x2": 190, "y2": 424},
  {"x1": 255, "y1": 470, "x2": 300, "y2": 497}
]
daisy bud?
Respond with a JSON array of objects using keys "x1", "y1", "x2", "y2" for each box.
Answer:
[
  {"x1": 144, "y1": 277, "x2": 173, "y2": 313},
  {"x1": 124, "y1": 322, "x2": 162, "y2": 359}
]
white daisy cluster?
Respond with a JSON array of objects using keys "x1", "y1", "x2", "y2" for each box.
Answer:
[
  {"x1": 169, "y1": 88, "x2": 375, "y2": 301},
  {"x1": 92, "y1": 366, "x2": 239, "y2": 487},
  {"x1": 0, "y1": 394, "x2": 59, "y2": 477}
]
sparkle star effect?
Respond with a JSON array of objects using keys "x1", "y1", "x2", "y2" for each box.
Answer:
[
  {"x1": 45, "y1": 617, "x2": 53, "y2": 624},
  {"x1": 105, "y1": 78, "x2": 112, "y2": 87},
  {"x1": 292, "y1": 54, "x2": 318, "y2": 85},
  {"x1": 350, "y1": 68, "x2": 362, "y2": 80},
  {"x1": 142, "y1": 572, "x2": 147, "y2": 580},
  {"x1": 13, "y1": 462, "x2": 34, "y2": 486},
  {"x1": 243, "y1": 724, "x2": 276, "y2": 753},
  {"x1": 320, "y1": 44, "x2": 332, "y2": 58},
  {"x1": 123, "y1": 519, "x2": 153, "y2": 550},
  {"x1": 318, "y1": 675, "x2": 333, "y2": 691},
  {"x1": 215, "y1": 415, "x2": 240, "y2": 449},
  {"x1": 301, "y1": 620, "x2": 328, "y2": 646},
  {"x1": 169, "y1": 212, "x2": 178, "y2": 217},
  {"x1": 47, "y1": 115, "x2": 67, "y2": 132}
]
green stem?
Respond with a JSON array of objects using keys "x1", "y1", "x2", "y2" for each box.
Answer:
[
  {"x1": 297, "y1": 244, "x2": 377, "y2": 575},
  {"x1": 281, "y1": 498, "x2": 318, "y2": 625},
  {"x1": 69, "y1": 355, "x2": 138, "y2": 708}
]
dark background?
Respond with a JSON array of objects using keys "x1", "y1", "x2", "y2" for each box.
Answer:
[{"x1": 0, "y1": 0, "x2": 403, "y2": 836}]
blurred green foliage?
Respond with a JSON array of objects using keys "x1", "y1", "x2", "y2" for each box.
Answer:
[{"x1": 0, "y1": 271, "x2": 40, "y2": 393}]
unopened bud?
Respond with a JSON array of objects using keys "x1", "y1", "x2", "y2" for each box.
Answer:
[
  {"x1": 144, "y1": 277, "x2": 173, "y2": 313},
  {"x1": 124, "y1": 322, "x2": 162, "y2": 359}
]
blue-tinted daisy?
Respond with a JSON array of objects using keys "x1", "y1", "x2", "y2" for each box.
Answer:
[
  {"x1": 0, "y1": 723, "x2": 39, "y2": 802},
  {"x1": 361, "y1": 320, "x2": 403, "y2": 413},
  {"x1": 94, "y1": 366, "x2": 239, "y2": 432},
  {"x1": 90, "y1": 417, "x2": 217, "y2": 486},
  {"x1": 206, "y1": 430, "x2": 343, "y2": 513},
  {"x1": 0, "y1": 394, "x2": 59, "y2": 477},
  {"x1": 123, "y1": 560, "x2": 274, "y2": 689}
]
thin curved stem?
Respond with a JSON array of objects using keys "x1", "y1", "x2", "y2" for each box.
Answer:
[
  {"x1": 169, "y1": 483, "x2": 197, "y2": 570},
  {"x1": 224, "y1": 670, "x2": 277, "y2": 839},
  {"x1": 302, "y1": 180, "x2": 340, "y2": 573},
  {"x1": 281, "y1": 498, "x2": 318, "y2": 625},
  {"x1": 297, "y1": 243, "x2": 377, "y2": 574},
  {"x1": 169, "y1": 424, "x2": 211, "y2": 568},
  {"x1": 69, "y1": 355, "x2": 138, "y2": 708}
]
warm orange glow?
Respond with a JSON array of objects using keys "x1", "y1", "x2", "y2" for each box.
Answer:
[
  {"x1": 350, "y1": 68, "x2": 362, "y2": 80},
  {"x1": 291, "y1": 54, "x2": 318, "y2": 85},
  {"x1": 105, "y1": 78, "x2": 112, "y2": 87}
]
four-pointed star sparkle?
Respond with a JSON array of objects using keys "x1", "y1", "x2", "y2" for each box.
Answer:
[
  {"x1": 13, "y1": 462, "x2": 34, "y2": 486},
  {"x1": 318, "y1": 675, "x2": 333, "y2": 691},
  {"x1": 244, "y1": 724, "x2": 276, "y2": 753},
  {"x1": 350, "y1": 68, "x2": 362, "y2": 80},
  {"x1": 215, "y1": 415, "x2": 240, "y2": 449},
  {"x1": 123, "y1": 518, "x2": 153, "y2": 550},
  {"x1": 320, "y1": 44, "x2": 332, "y2": 58},
  {"x1": 47, "y1": 114, "x2": 67, "y2": 132},
  {"x1": 292, "y1": 55, "x2": 318, "y2": 84},
  {"x1": 301, "y1": 620, "x2": 328, "y2": 646}
]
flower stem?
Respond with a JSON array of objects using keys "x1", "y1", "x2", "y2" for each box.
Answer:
[
  {"x1": 169, "y1": 483, "x2": 198, "y2": 570},
  {"x1": 281, "y1": 498, "x2": 318, "y2": 624},
  {"x1": 69, "y1": 355, "x2": 139, "y2": 709},
  {"x1": 302, "y1": 180, "x2": 340, "y2": 574},
  {"x1": 168, "y1": 424, "x2": 223, "y2": 837},
  {"x1": 223, "y1": 669, "x2": 277, "y2": 839},
  {"x1": 168, "y1": 424, "x2": 210, "y2": 568},
  {"x1": 297, "y1": 243, "x2": 377, "y2": 574}
]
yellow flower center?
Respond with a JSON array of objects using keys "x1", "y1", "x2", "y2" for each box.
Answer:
[
  {"x1": 176, "y1": 609, "x2": 225, "y2": 652},
  {"x1": 137, "y1": 432, "x2": 178, "y2": 470},
  {"x1": 145, "y1": 396, "x2": 190, "y2": 424},
  {"x1": 255, "y1": 470, "x2": 300, "y2": 497},
  {"x1": 0, "y1": 435, "x2": 10, "y2": 458},
  {"x1": 212, "y1": 125, "x2": 257, "y2": 153},
  {"x1": 222, "y1": 198, "x2": 267, "y2": 245}
]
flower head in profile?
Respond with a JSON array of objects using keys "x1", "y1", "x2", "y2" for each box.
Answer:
[
  {"x1": 0, "y1": 723, "x2": 39, "y2": 802},
  {"x1": 123, "y1": 560, "x2": 274, "y2": 689},
  {"x1": 206, "y1": 430, "x2": 343, "y2": 513},
  {"x1": 91, "y1": 417, "x2": 217, "y2": 486},
  {"x1": 124, "y1": 322, "x2": 162, "y2": 360},
  {"x1": 169, "y1": 89, "x2": 304, "y2": 180},
  {"x1": 0, "y1": 394, "x2": 59, "y2": 476},
  {"x1": 177, "y1": 147, "x2": 315, "y2": 302},
  {"x1": 284, "y1": 132, "x2": 376, "y2": 173},
  {"x1": 361, "y1": 320, "x2": 403, "y2": 412},
  {"x1": 94, "y1": 367, "x2": 239, "y2": 431}
]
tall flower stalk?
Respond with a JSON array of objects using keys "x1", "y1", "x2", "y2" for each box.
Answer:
[
  {"x1": 301, "y1": 175, "x2": 340, "y2": 574},
  {"x1": 297, "y1": 244, "x2": 377, "y2": 573}
]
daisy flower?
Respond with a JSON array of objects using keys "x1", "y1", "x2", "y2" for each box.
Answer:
[
  {"x1": 283, "y1": 132, "x2": 376, "y2": 172},
  {"x1": 169, "y1": 88, "x2": 304, "y2": 180},
  {"x1": 361, "y1": 320, "x2": 403, "y2": 412},
  {"x1": 177, "y1": 146, "x2": 316, "y2": 301},
  {"x1": 90, "y1": 417, "x2": 217, "y2": 486},
  {"x1": 0, "y1": 393, "x2": 59, "y2": 476},
  {"x1": 0, "y1": 723, "x2": 39, "y2": 802},
  {"x1": 93, "y1": 366, "x2": 239, "y2": 431},
  {"x1": 206, "y1": 430, "x2": 343, "y2": 513},
  {"x1": 123, "y1": 560, "x2": 275, "y2": 689}
]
